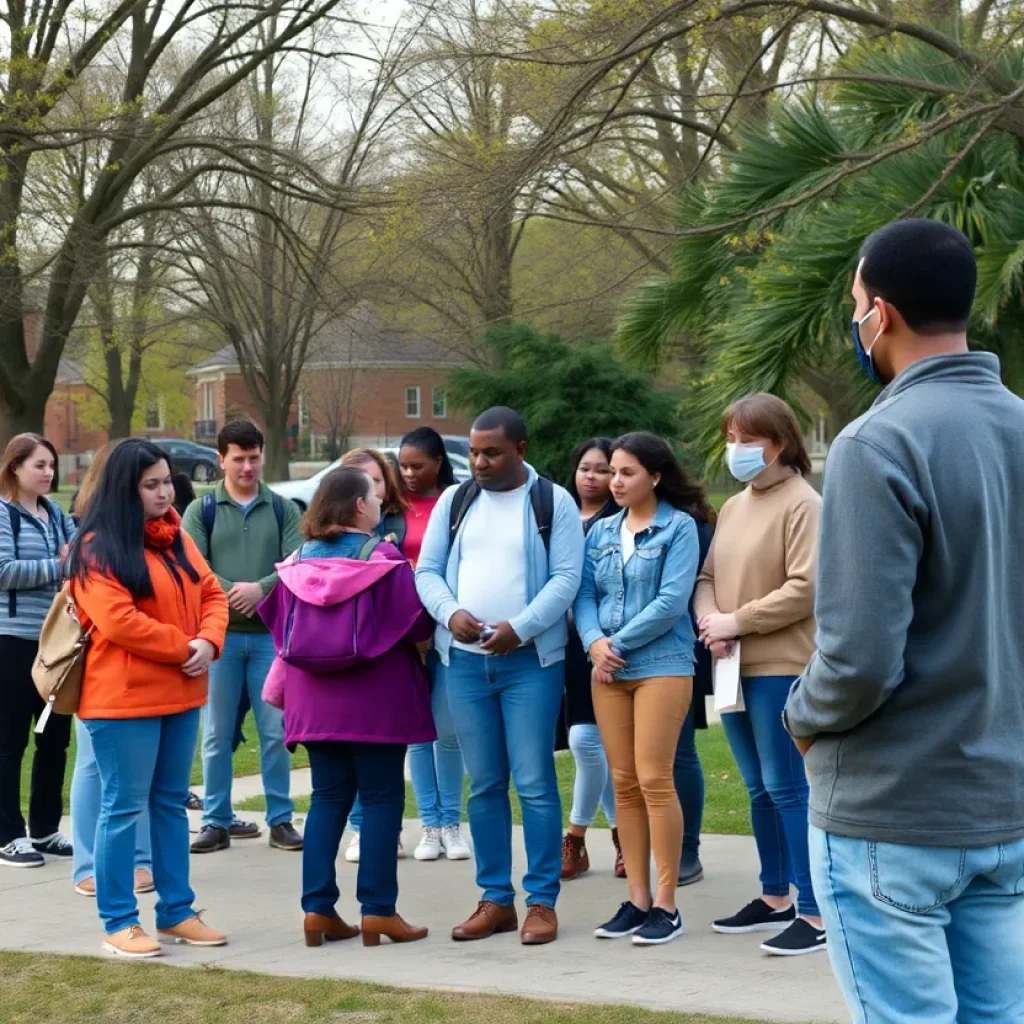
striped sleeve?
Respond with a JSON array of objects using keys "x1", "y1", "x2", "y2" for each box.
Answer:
[{"x1": 0, "y1": 503, "x2": 61, "y2": 592}]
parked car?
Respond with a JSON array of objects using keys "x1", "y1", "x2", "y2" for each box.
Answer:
[
  {"x1": 152, "y1": 438, "x2": 221, "y2": 483},
  {"x1": 271, "y1": 444, "x2": 471, "y2": 510}
]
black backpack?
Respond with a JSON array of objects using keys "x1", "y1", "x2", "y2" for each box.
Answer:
[
  {"x1": 3, "y1": 497, "x2": 65, "y2": 618},
  {"x1": 447, "y1": 477, "x2": 554, "y2": 557},
  {"x1": 200, "y1": 491, "x2": 286, "y2": 554}
]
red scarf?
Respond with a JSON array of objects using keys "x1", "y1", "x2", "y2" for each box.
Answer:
[{"x1": 144, "y1": 515, "x2": 179, "y2": 550}]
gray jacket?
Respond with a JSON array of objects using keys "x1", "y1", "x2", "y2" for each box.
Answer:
[{"x1": 786, "y1": 352, "x2": 1024, "y2": 847}]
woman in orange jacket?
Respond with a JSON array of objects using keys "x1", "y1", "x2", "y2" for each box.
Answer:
[{"x1": 68, "y1": 440, "x2": 229, "y2": 958}]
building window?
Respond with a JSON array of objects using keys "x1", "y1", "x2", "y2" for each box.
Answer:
[
  {"x1": 405, "y1": 386, "x2": 421, "y2": 418},
  {"x1": 145, "y1": 397, "x2": 165, "y2": 431},
  {"x1": 432, "y1": 386, "x2": 447, "y2": 419},
  {"x1": 200, "y1": 382, "x2": 215, "y2": 421}
]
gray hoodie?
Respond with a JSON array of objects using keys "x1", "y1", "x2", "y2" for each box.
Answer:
[{"x1": 786, "y1": 352, "x2": 1024, "y2": 847}]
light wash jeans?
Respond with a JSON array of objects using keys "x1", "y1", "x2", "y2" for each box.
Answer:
[
  {"x1": 84, "y1": 710, "x2": 200, "y2": 935},
  {"x1": 71, "y1": 718, "x2": 151, "y2": 884},
  {"x1": 810, "y1": 825, "x2": 1024, "y2": 1023},
  {"x1": 201, "y1": 631, "x2": 293, "y2": 829},
  {"x1": 443, "y1": 647, "x2": 563, "y2": 907},
  {"x1": 567, "y1": 724, "x2": 615, "y2": 828},
  {"x1": 408, "y1": 652, "x2": 464, "y2": 829}
]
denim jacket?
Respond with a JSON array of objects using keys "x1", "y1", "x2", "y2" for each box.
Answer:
[
  {"x1": 415, "y1": 465, "x2": 585, "y2": 668},
  {"x1": 574, "y1": 501, "x2": 698, "y2": 680}
]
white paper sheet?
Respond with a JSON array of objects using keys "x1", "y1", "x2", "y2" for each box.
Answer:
[{"x1": 713, "y1": 642, "x2": 745, "y2": 714}]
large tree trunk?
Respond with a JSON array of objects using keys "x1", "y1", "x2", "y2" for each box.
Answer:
[{"x1": 263, "y1": 404, "x2": 291, "y2": 482}]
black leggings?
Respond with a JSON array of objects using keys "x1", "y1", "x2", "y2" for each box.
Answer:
[{"x1": 0, "y1": 635, "x2": 72, "y2": 844}]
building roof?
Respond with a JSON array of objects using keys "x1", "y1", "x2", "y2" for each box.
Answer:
[
  {"x1": 55, "y1": 358, "x2": 86, "y2": 386},
  {"x1": 188, "y1": 304, "x2": 465, "y2": 376}
]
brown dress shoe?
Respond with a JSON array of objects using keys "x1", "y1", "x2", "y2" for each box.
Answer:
[
  {"x1": 361, "y1": 913, "x2": 428, "y2": 946},
  {"x1": 451, "y1": 900, "x2": 518, "y2": 941},
  {"x1": 612, "y1": 827, "x2": 626, "y2": 879},
  {"x1": 560, "y1": 833, "x2": 590, "y2": 880},
  {"x1": 521, "y1": 904, "x2": 558, "y2": 945},
  {"x1": 304, "y1": 912, "x2": 359, "y2": 947}
]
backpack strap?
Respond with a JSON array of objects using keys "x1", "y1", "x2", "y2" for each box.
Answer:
[
  {"x1": 4, "y1": 500, "x2": 21, "y2": 618},
  {"x1": 271, "y1": 492, "x2": 286, "y2": 554},
  {"x1": 447, "y1": 480, "x2": 480, "y2": 552},
  {"x1": 200, "y1": 492, "x2": 217, "y2": 542},
  {"x1": 358, "y1": 535, "x2": 382, "y2": 561},
  {"x1": 529, "y1": 476, "x2": 554, "y2": 555}
]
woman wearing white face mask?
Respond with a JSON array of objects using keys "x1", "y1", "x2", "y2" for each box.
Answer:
[{"x1": 694, "y1": 394, "x2": 826, "y2": 958}]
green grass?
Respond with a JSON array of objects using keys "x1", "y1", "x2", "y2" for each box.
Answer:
[
  {"x1": 20, "y1": 712, "x2": 308, "y2": 815},
  {"x1": 238, "y1": 723, "x2": 752, "y2": 836},
  {"x1": 0, "y1": 951, "x2": 773, "y2": 1024}
]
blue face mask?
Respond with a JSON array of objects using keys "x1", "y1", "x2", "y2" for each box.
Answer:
[
  {"x1": 852, "y1": 308, "x2": 882, "y2": 385},
  {"x1": 726, "y1": 443, "x2": 771, "y2": 483}
]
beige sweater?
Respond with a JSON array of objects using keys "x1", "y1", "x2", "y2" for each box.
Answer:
[{"x1": 695, "y1": 473, "x2": 820, "y2": 677}]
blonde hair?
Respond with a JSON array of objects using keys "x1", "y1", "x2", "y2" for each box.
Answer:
[{"x1": 74, "y1": 439, "x2": 125, "y2": 517}]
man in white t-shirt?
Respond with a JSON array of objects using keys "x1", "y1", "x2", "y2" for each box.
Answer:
[{"x1": 416, "y1": 407, "x2": 584, "y2": 946}]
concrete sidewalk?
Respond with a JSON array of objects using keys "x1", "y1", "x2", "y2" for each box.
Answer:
[{"x1": 0, "y1": 811, "x2": 845, "y2": 1024}]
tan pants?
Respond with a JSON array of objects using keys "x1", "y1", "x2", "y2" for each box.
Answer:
[{"x1": 592, "y1": 675, "x2": 692, "y2": 892}]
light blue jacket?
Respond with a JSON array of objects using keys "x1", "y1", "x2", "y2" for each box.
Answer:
[
  {"x1": 415, "y1": 466, "x2": 585, "y2": 668},
  {"x1": 574, "y1": 501, "x2": 698, "y2": 680}
]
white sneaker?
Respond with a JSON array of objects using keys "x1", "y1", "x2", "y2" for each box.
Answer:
[
  {"x1": 414, "y1": 827, "x2": 442, "y2": 861},
  {"x1": 441, "y1": 825, "x2": 472, "y2": 861},
  {"x1": 344, "y1": 833, "x2": 360, "y2": 863}
]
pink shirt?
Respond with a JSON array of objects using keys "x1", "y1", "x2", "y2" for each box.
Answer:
[{"x1": 403, "y1": 494, "x2": 440, "y2": 567}]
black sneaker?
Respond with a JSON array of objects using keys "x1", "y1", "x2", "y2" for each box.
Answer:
[
  {"x1": 0, "y1": 837, "x2": 44, "y2": 868},
  {"x1": 760, "y1": 918, "x2": 827, "y2": 956},
  {"x1": 228, "y1": 817, "x2": 261, "y2": 839},
  {"x1": 713, "y1": 898, "x2": 796, "y2": 934},
  {"x1": 632, "y1": 907, "x2": 683, "y2": 946},
  {"x1": 677, "y1": 854, "x2": 704, "y2": 887},
  {"x1": 32, "y1": 831, "x2": 73, "y2": 859},
  {"x1": 269, "y1": 822, "x2": 303, "y2": 851},
  {"x1": 594, "y1": 901, "x2": 649, "y2": 939},
  {"x1": 190, "y1": 825, "x2": 230, "y2": 854},
  {"x1": 185, "y1": 791, "x2": 204, "y2": 811}
]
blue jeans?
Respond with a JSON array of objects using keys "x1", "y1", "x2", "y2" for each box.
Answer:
[
  {"x1": 811, "y1": 826, "x2": 1024, "y2": 1023},
  {"x1": 721, "y1": 675, "x2": 818, "y2": 917},
  {"x1": 674, "y1": 697, "x2": 704, "y2": 858},
  {"x1": 567, "y1": 724, "x2": 615, "y2": 827},
  {"x1": 71, "y1": 718, "x2": 151, "y2": 884},
  {"x1": 408, "y1": 654, "x2": 464, "y2": 829},
  {"x1": 202, "y1": 631, "x2": 292, "y2": 829},
  {"x1": 303, "y1": 741, "x2": 406, "y2": 918},
  {"x1": 443, "y1": 647, "x2": 563, "y2": 907},
  {"x1": 83, "y1": 710, "x2": 199, "y2": 935}
]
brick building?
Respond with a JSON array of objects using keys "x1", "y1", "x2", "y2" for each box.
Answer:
[{"x1": 188, "y1": 305, "x2": 471, "y2": 453}]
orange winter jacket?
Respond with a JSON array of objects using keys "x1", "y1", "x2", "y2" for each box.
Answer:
[{"x1": 73, "y1": 529, "x2": 229, "y2": 719}]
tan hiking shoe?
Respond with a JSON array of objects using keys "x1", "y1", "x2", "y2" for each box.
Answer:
[
  {"x1": 102, "y1": 925, "x2": 162, "y2": 959},
  {"x1": 134, "y1": 868, "x2": 155, "y2": 894},
  {"x1": 157, "y1": 912, "x2": 226, "y2": 947},
  {"x1": 75, "y1": 876, "x2": 96, "y2": 897}
]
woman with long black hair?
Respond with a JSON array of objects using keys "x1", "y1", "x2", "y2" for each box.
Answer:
[
  {"x1": 69, "y1": 439, "x2": 229, "y2": 957},
  {"x1": 559, "y1": 438, "x2": 621, "y2": 881},
  {"x1": 574, "y1": 432, "x2": 703, "y2": 946}
]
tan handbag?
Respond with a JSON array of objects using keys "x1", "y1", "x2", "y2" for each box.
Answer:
[{"x1": 32, "y1": 584, "x2": 93, "y2": 733}]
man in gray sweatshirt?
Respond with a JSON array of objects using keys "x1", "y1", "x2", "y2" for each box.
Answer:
[{"x1": 785, "y1": 219, "x2": 1024, "y2": 1024}]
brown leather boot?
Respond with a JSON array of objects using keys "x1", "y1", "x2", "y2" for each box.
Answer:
[
  {"x1": 361, "y1": 913, "x2": 428, "y2": 946},
  {"x1": 304, "y1": 912, "x2": 359, "y2": 947},
  {"x1": 612, "y1": 828, "x2": 626, "y2": 878},
  {"x1": 520, "y1": 904, "x2": 558, "y2": 945},
  {"x1": 560, "y1": 833, "x2": 590, "y2": 880},
  {"x1": 451, "y1": 900, "x2": 518, "y2": 941}
]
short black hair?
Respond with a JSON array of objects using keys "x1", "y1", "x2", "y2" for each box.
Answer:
[
  {"x1": 217, "y1": 419, "x2": 264, "y2": 456},
  {"x1": 472, "y1": 406, "x2": 527, "y2": 445},
  {"x1": 860, "y1": 219, "x2": 976, "y2": 335}
]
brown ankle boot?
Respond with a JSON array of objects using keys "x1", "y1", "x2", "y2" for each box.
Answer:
[
  {"x1": 560, "y1": 833, "x2": 590, "y2": 880},
  {"x1": 361, "y1": 913, "x2": 428, "y2": 946},
  {"x1": 304, "y1": 912, "x2": 359, "y2": 947},
  {"x1": 612, "y1": 828, "x2": 626, "y2": 878}
]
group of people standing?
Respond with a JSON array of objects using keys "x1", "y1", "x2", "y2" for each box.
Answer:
[{"x1": 1, "y1": 216, "x2": 1023, "y2": 1023}]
